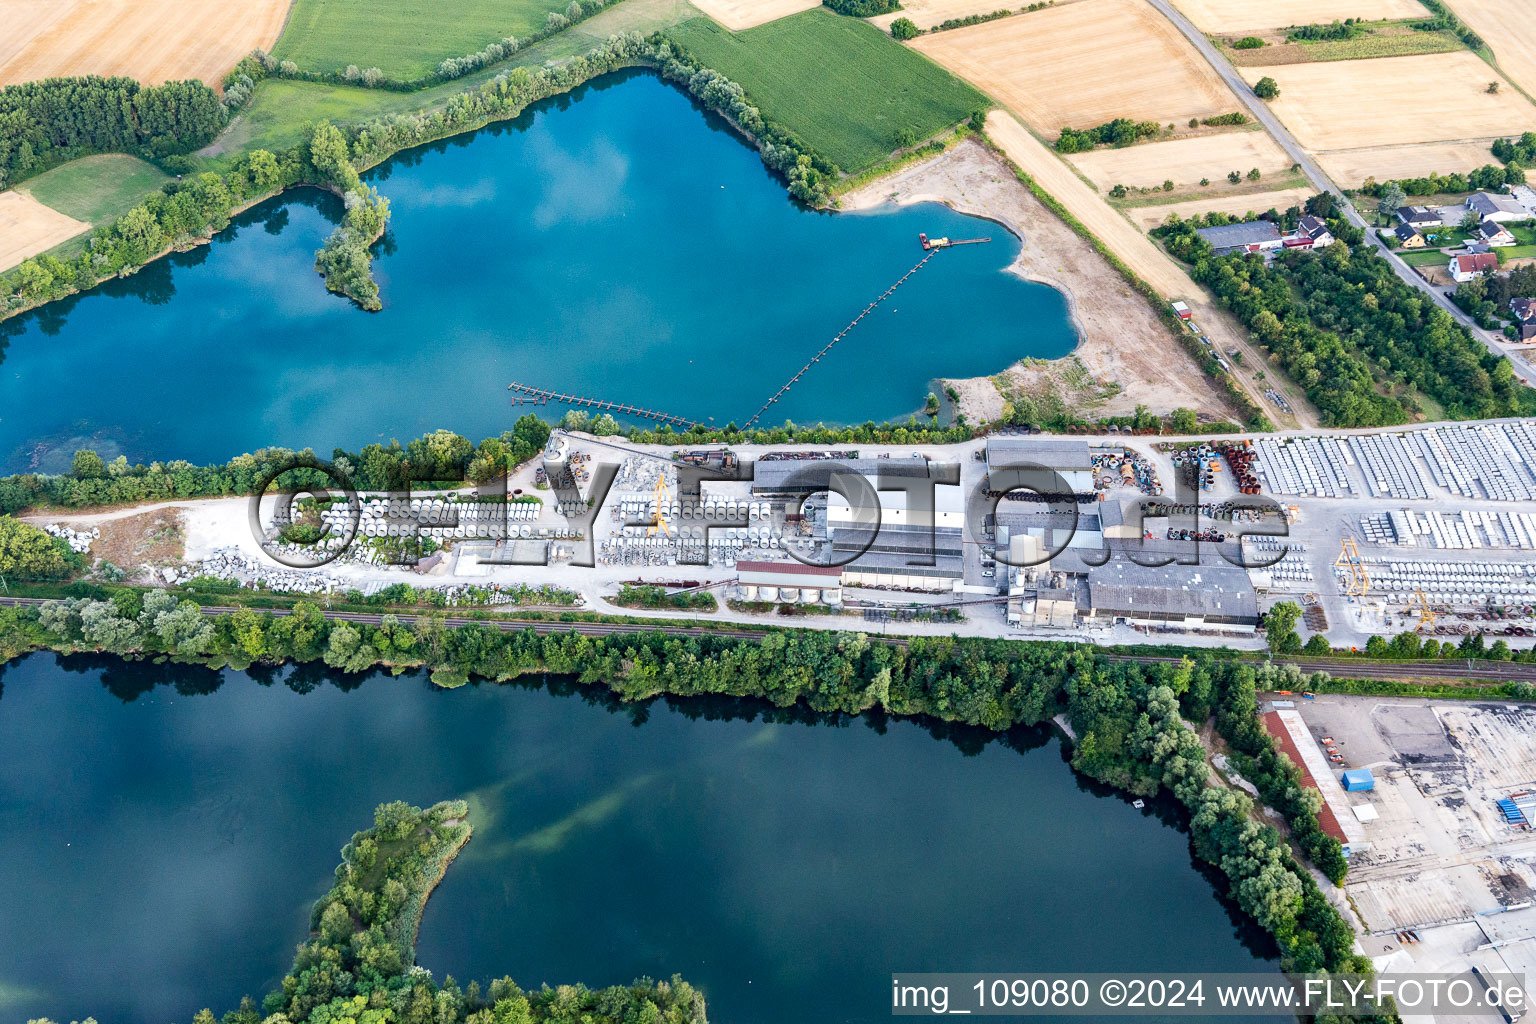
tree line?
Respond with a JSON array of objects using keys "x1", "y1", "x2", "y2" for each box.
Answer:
[
  {"x1": 0, "y1": 76, "x2": 225, "y2": 189},
  {"x1": 1357, "y1": 163, "x2": 1523, "y2": 198},
  {"x1": 1156, "y1": 200, "x2": 1536, "y2": 426},
  {"x1": 1054, "y1": 118, "x2": 1160, "y2": 153}
]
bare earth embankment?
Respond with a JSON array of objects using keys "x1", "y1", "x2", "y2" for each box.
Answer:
[
  {"x1": 0, "y1": 0, "x2": 291, "y2": 87},
  {"x1": 841, "y1": 137, "x2": 1237, "y2": 423}
]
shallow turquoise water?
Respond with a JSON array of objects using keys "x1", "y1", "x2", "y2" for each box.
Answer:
[
  {"x1": 0, "y1": 71, "x2": 1074, "y2": 474},
  {"x1": 0, "y1": 654, "x2": 1280, "y2": 1024}
]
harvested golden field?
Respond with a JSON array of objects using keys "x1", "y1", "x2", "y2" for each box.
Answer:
[
  {"x1": 1317, "y1": 139, "x2": 1510, "y2": 187},
  {"x1": 0, "y1": 191, "x2": 88, "y2": 271},
  {"x1": 1125, "y1": 187, "x2": 1316, "y2": 232},
  {"x1": 0, "y1": 0, "x2": 291, "y2": 88},
  {"x1": 689, "y1": 0, "x2": 820, "y2": 30},
  {"x1": 870, "y1": 0, "x2": 1080, "y2": 31},
  {"x1": 913, "y1": 0, "x2": 1238, "y2": 133},
  {"x1": 1442, "y1": 0, "x2": 1536, "y2": 99},
  {"x1": 1240, "y1": 53, "x2": 1535, "y2": 150},
  {"x1": 1067, "y1": 131, "x2": 1292, "y2": 191},
  {"x1": 1172, "y1": 0, "x2": 1428, "y2": 32}
]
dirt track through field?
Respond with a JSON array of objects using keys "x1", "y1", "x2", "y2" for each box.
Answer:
[
  {"x1": 1170, "y1": 0, "x2": 1429, "y2": 32},
  {"x1": 983, "y1": 111, "x2": 1313, "y2": 427},
  {"x1": 1442, "y1": 0, "x2": 1536, "y2": 100},
  {"x1": 913, "y1": 0, "x2": 1239, "y2": 133},
  {"x1": 869, "y1": 0, "x2": 1083, "y2": 31},
  {"x1": 0, "y1": 191, "x2": 88, "y2": 271},
  {"x1": 0, "y1": 0, "x2": 291, "y2": 88},
  {"x1": 689, "y1": 0, "x2": 819, "y2": 29},
  {"x1": 1241, "y1": 52, "x2": 1536, "y2": 151},
  {"x1": 1067, "y1": 131, "x2": 1292, "y2": 191},
  {"x1": 1316, "y1": 139, "x2": 1513, "y2": 188}
]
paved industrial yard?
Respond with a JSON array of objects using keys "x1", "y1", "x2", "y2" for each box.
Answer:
[{"x1": 1275, "y1": 694, "x2": 1536, "y2": 1000}]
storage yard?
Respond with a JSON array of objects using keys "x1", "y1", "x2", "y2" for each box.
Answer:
[
  {"x1": 1239, "y1": 52, "x2": 1535, "y2": 152},
  {"x1": 913, "y1": 0, "x2": 1240, "y2": 134},
  {"x1": 26, "y1": 422, "x2": 1536, "y2": 651},
  {"x1": 0, "y1": 0, "x2": 291, "y2": 88},
  {"x1": 1272, "y1": 695, "x2": 1536, "y2": 991}
]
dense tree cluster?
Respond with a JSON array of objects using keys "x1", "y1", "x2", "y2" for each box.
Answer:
[
  {"x1": 1055, "y1": 118, "x2": 1160, "y2": 153},
  {"x1": 0, "y1": 517, "x2": 78, "y2": 579},
  {"x1": 823, "y1": 0, "x2": 903, "y2": 15},
  {"x1": 1156, "y1": 209, "x2": 1536, "y2": 425},
  {"x1": 0, "y1": 76, "x2": 225, "y2": 188},
  {"x1": 1285, "y1": 19, "x2": 1365, "y2": 41},
  {"x1": 308, "y1": 122, "x2": 391, "y2": 309},
  {"x1": 1492, "y1": 132, "x2": 1536, "y2": 168},
  {"x1": 1410, "y1": 0, "x2": 1485, "y2": 51},
  {"x1": 1358, "y1": 163, "x2": 1523, "y2": 198}
]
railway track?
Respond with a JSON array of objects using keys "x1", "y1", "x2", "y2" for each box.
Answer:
[{"x1": 4, "y1": 596, "x2": 1533, "y2": 685}]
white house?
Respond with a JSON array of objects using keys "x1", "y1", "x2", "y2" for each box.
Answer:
[
  {"x1": 1467, "y1": 191, "x2": 1526, "y2": 223},
  {"x1": 1479, "y1": 219, "x2": 1516, "y2": 247},
  {"x1": 1450, "y1": 251, "x2": 1499, "y2": 283}
]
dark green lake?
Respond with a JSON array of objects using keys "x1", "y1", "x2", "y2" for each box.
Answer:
[
  {"x1": 0, "y1": 71, "x2": 1075, "y2": 475},
  {"x1": 0, "y1": 653, "x2": 1281, "y2": 1024}
]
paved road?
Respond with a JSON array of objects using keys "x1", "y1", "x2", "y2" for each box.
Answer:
[
  {"x1": 7, "y1": 596, "x2": 1534, "y2": 686},
  {"x1": 1147, "y1": 0, "x2": 1536, "y2": 385}
]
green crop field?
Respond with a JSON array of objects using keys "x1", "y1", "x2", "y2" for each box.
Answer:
[
  {"x1": 18, "y1": 154, "x2": 170, "y2": 225},
  {"x1": 667, "y1": 9, "x2": 985, "y2": 174},
  {"x1": 271, "y1": 0, "x2": 569, "y2": 80}
]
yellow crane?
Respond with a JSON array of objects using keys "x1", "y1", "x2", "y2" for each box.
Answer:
[
  {"x1": 1334, "y1": 538, "x2": 1369, "y2": 599},
  {"x1": 648, "y1": 473, "x2": 672, "y2": 538},
  {"x1": 1410, "y1": 588, "x2": 1437, "y2": 632}
]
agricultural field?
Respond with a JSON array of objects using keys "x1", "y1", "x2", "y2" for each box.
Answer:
[
  {"x1": 1170, "y1": 0, "x2": 1429, "y2": 32},
  {"x1": 1441, "y1": 0, "x2": 1536, "y2": 99},
  {"x1": 1316, "y1": 139, "x2": 1509, "y2": 189},
  {"x1": 0, "y1": 191, "x2": 88, "y2": 272},
  {"x1": 1066, "y1": 131, "x2": 1292, "y2": 192},
  {"x1": 911, "y1": 0, "x2": 1238, "y2": 134},
  {"x1": 0, "y1": 0, "x2": 290, "y2": 88},
  {"x1": 17, "y1": 155, "x2": 170, "y2": 226},
  {"x1": 1124, "y1": 187, "x2": 1315, "y2": 232},
  {"x1": 667, "y1": 10, "x2": 986, "y2": 173},
  {"x1": 271, "y1": 0, "x2": 565, "y2": 80},
  {"x1": 868, "y1": 0, "x2": 1065, "y2": 31},
  {"x1": 1241, "y1": 52, "x2": 1535, "y2": 151},
  {"x1": 1227, "y1": 27, "x2": 1462, "y2": 66},
  {"x1": 691, "y1": 0, "x2": 820, "y2": 30}
]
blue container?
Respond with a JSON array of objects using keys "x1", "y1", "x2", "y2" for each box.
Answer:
[{"x1": 1342, "y1": 768, "x2": 1375, "y2": 791}]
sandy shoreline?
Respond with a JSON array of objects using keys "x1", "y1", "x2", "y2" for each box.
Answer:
[{"x1": 840, "y1": 138, "x2": 1238, "y2": 425}]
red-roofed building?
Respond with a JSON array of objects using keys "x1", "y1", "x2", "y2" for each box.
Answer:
[
  {"x1": 1450, "y1": 251, "x2": 1500, "y2": 283},
  {"x1": 1262, "y1": 710, "x2": 1369, "y2": 855}
]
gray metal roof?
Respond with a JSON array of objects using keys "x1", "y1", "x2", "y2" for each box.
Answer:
[
  {"x1": 1469, "y1": 191, "x2": 1524, "y2": 217},
  {"x1": 985, "y1": 437, "x2": 1093, "y2": 470},
  {"x1": 1194, "y1": 220, "x2": 1282, "y2": 250},
  {"x1": 1086, "y1": 558, "x2": 1257, "y2": 622}
]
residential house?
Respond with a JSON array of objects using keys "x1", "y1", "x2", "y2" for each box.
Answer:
[
  {"x1": 1467, "y1": 191, "x2": 1527, "y2": 223},
  {"x1": 1393, "y1": 222, "x2": 1427, "y2": 249},
  {"x1": 1295, "y1": 215, "x2": 1335, "y2": 247},
  {"x1": 1480, "y1": 219, "x2": 1517, "y2": 247},
  {"x1": 1450, "y1": 251, "x2": 1499, "y2": 283},
  {"x1": 1397, "y1": 206, "x2": 1443, "y2": 228},
  {"x1": 1513, "y1": 297, "x2": 1536, "y2": 341}
]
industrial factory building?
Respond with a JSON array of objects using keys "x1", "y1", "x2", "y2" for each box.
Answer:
[
  {"x1": 749, "y1": 458, "x2": 934, "y2": 499},
  {"x1": 984, "y1": 438, "x2": 1095, "y2": 495},
  {"x1": 1082, "y1": 558, "x2": 1259, "y2": 631},
  {"x1": 828, "y1": 484, "x2": 966, "y2": 592}
]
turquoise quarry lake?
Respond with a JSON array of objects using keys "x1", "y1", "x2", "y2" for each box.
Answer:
[
  {"x1": 0, "y1": 71, "x2": 1076, "y2": 474},
  {"x1": 0, "y1": 655, "x2": 1282, "y2": 1024}
]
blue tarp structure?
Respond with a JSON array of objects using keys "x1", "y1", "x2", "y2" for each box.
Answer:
[{"x1": 1342, "y1": 768, "x2": 1375, "y2": 791}]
